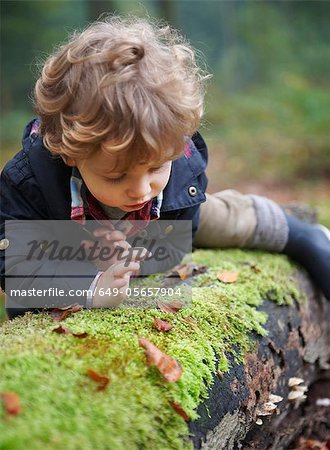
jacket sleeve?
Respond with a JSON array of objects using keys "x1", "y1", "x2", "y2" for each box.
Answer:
[{"x1": 0, "y1": 153, "x2": 98, "y2": 312}]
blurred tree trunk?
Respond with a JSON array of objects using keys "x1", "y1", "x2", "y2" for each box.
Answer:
[
  {"x1": 87, "y1": 0, "x2": 115, "y2": 22},
  {"x1": 218, "y1": 1, "x2": 236, "y2": 50},
  {"x1": 158, "y1": 0, "x2": 176, "y2": 26}
]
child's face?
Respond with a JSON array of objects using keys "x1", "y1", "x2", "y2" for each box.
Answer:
[{"x1": 70, "y1": 151, "x2": 172, "y2": 211}]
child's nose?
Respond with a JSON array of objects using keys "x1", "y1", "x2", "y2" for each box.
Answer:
[{"x1": 127, "y1": 177, "x2": 152, "y2": 200}]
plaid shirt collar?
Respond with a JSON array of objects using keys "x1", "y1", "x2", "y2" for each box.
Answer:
[{"x1": 70, "y1": 168, "x2": 163, "y2": 236}]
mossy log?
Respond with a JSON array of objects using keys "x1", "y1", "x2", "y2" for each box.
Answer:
[
  {"x1": 0, "y1": 249, "x2": 329, "y2": 450},
  {"x1": 190, "y1": 272, "x2": 330, "y2": 449}
]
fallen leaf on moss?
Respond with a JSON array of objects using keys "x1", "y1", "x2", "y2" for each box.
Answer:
[
  {"x1": 165, "y1": 263, "x2": 207, "y2": 280},
  {"x1": 217, "y1": 271, "x2": 239, "y2": 283},
  {"x1": 169, "y1": 401, "x2": 190, "y2": 421},
  {"x1": 250, "y1": 264, "x2": 261, "y2": 273},
  {"x1": 52, "y1": 325, "x2": 88, "y2": 338},
  {"x1": 157, "y1": 300, "x2": 184, "y2": 313},
  {"x1": 1, "y1": 392, "x2": 21, "y2": 416},
  {"x1": 86, "y1": 369, "x2": 110, "y2": 391},
  {"x1": 139, "y1": 338, "x2": 182, "y2": 382},
  {"x1": 52, "y1": 325, "x2": 71, "y2": 334},
  {"x1": 72, "y1": 332, "x2": 89, "y2": 339},
  {"x1": 153, "y1": 318, "x2": 173, "y2": 332},
  {"x1": 50, "y1": 303, "x2": 82, "y2": 321}
]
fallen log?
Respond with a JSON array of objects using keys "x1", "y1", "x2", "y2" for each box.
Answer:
[
  {"x1": 190, "y1": 272, "x2": 330, "y2": 449},
  {"x1": 0, "y1": 249, "x2": 329, "y2": 450}
]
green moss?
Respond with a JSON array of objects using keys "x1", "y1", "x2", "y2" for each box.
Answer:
[{"x1": 0, "y1": 249, "x2": 302, "y2": 450}]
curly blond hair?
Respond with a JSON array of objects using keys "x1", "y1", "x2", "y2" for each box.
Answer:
[{"x1": 34, "y1": 15, "x2": 209, "y2": 168}]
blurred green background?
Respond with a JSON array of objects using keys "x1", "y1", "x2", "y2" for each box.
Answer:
[{"x1": 1, "y1": 0, "x2": 330, "y2": 322}]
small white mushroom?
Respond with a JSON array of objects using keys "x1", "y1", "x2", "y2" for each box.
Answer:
[
  {"x1": 256, "y1": 418, "x2": 263, "y2": 425},
  {"x1": 316, "y1": 398, "x2": 330, "y2": 407},
  {"x1": 256, "y1": 402, "x2": 277, "y2": 416},
  {"x1": 288, "y1": 390, "x2": 307, "y2": 401},
  {"x1": 269, "y1": 394, "x2": 283, "y2": 404},
  {"x1": 263, "y1": 402, "x2": 278, "y2": 412},
  {"x1": 256, "y1": 408, "x2": 272, "y2": 416},
  {"x1": 288, "y1": 377, "x2": 304, "y2": 387},
  {"x1": 293, "y1": 385, "x2": 308, "y2": 393}
]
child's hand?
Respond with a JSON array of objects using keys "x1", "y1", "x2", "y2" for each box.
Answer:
[
  {"x1": 81, "y1": 228, "x2": 130, "y2": 271},
  {"x1": 92, "y1": 247, "x2": 151, "y2": 308}
]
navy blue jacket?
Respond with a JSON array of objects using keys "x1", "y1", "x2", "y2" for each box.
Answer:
[{"x1": 0, "y1": 119, "x2": 208, "y2": 316}]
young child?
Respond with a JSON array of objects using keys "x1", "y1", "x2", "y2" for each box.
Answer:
[{"x1": 1, "y1": 15, "x2": 329, "y2": 319}]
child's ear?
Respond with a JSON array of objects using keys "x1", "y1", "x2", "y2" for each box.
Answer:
[{"x1": 62, "y1": 156, "x2": 76, "y2": 167}]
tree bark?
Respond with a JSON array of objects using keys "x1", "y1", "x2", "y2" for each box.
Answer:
[
  {"x1": 87, "y1": 0, "x2": 115, "y2": 22},
  {"x1": 189, "y1": 272, "x2": 330, "y2": 449}
]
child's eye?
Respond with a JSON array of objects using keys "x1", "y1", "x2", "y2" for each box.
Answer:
[
  {"x1": 104, "y1": 175, "x2": 125, "y2": 184},
  {"x1": 149, "y1": 163, "x2": 168, "y2": 173}
]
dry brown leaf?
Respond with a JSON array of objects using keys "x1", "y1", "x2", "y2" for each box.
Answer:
[
  {"x1": 217, "y1": 271, "x2": 239, "y2": 283},
  {"x1": 165, "y1": 263, "x2": 207, "y2": 280},
  {"x1": 52, "y1": 325, "x2": 88, "y2": 338},
  {"x1": 250, "y1": 264, "x2": 261, "y2": 273},
  {"x1": 72, "y1": 332, "x2": 89, "y2": 339},
  {"x1": 1, "y1": 392, "x2": 21, "y2": 416},
  {"x1": 139, "y1": 337, "x2": 182, "y2": 382},
  {"x1": 157, "y1": 300, "x2": 185, "y2": 314},
  {"x1": 153, "y1": 318, "x2": 173, "y2": 332},
  {"x1": 86, "y1": 369, "x2": 110, "y2": 391},
  {"x1": 50, "y1": 303, "x2": 82, "y2": 321},
  {"x1": 52, "y1": 325, "x2": 71, "y2": 334},
  {"x1": 169, "y1": 401, "x2": 190, "y2": 421}
]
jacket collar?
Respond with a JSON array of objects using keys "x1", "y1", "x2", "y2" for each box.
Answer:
[{"x1": 160, "y1": 135, "x2": 207, "y2": 211}]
